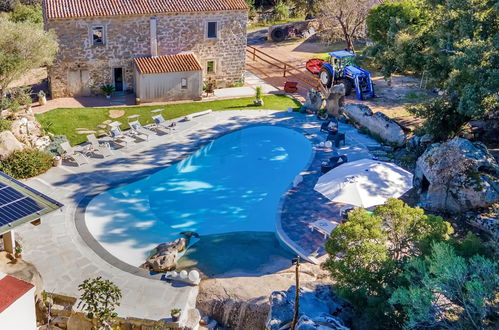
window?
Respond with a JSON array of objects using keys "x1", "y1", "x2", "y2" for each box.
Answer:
[
  {"x1": 91, "y1": 26, "x2": 105, "y2": 45},
  {"x1": 206, "y1": 61, "x2": 215, "y2": 74},
  {"x1": 181, "y1": 78, "x2": 188, "y2": 89},
  {"x1": 206, "y1": 22, "x2": 218, "y2": 39}
]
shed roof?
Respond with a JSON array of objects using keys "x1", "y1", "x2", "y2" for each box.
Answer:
[
  {"x1": 0, "y1": 274, "x2": 34, "y2": 313},
  {"x1": 44, "y1": 0, "x2": 248, "y2": 19},
  {"x1": 134, "y1": 54, "x2": 202, "y2": 74},
  {"x1": 0, "y1": 171, "x2": 63, "y2": 235}
]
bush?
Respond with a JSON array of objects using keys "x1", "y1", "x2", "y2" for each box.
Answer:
[
  {"x1": 0, "y1": 118, "x2": 12, "y2": 132},
  {"x1": 101, "y1": 84, "x2": 115, "y2": 96},
  {"x1": 0, "y1": 87, "x2": 33, "y2": 112},
  {"x1": 9, "y1": 3, "x2": 43, "y2": 25},
  {"x1": 44, "y1": 135, "x2": 68, "y2": 157},
  {"x1": 0, "y1": 149, "x2": 53, "y2": 179},
  {"x1": 255, "y1": 86, "x2": 263, "y2": 100},
  {"x1": 273, "y1": 1, "x2": 290, "y2": 21}
]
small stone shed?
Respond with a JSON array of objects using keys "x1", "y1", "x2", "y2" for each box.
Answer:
[{"x1": 134, "y1": 53, "x2": 203, "y2": 103}]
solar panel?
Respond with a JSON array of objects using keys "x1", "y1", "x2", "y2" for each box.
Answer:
[
  {"x1": 0, "y1": 185, "x2": 44, "y2": 225},
  {"x1": 0, "y1": 187, "x2": 24, "y2": 205}
]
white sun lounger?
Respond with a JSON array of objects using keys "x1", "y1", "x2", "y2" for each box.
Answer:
[
  {"x1": 151, "y1": 113, "x2": 176, "y2": 132},
  {"x1": 128, "y1": 120, "x2": 154, "y2": 141},
  {"x1": 109, "y1": 126, "x2": 136, "y2": 147},
  {"x1": 86, "y1": 134, "x2": 113, "y2": 158},
  {"x1": 60, "y1": 142, "x2": 89, "y2": 166},
  {"x1": 309, "y1": 219, "x2": 339, "y2": 238}
]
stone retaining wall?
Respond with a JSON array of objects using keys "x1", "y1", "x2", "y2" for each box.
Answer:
[{"x1": 46, "y1": 11, "x2": 247, "y2": 98}]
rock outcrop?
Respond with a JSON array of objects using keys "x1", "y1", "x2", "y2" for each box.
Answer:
[
  {"x1": 414, "y1": 138, "x2": 499, "y2": 213},
  {"x1": 266, "y1": 284, "x2": 352, "y2": 330},
  {"x1": 302, "y1": 89, "x2": 324, "y2": 113},
  {"x1": 325, "y1": 84, "x2": 345, "y2": 118},
  {"x1": 140, "y1": 237, "x2": 188, "y2": 272},
  {"x1": 344, "y1": 104, "x2": 406, "y2": 146},
  {"x1": 0, "y1": 130, "x2": 25, "y2": 159},
  {"x1": 196, "y1": 261, "x2": 332, "y2": 329}
]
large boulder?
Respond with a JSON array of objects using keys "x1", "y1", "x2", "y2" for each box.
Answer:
[
  {"x1": 0, "y1": 130, "x2": 25, "y2": 159},
  {"x1": 140, "y1": 237, "x2": 187, "y2": 272},
  {"x1": 302, "y1": 89, "x2": 324, "y2": 113},
  {"x1": 344, "y1": 104, "x2": 406, "y2": 146},
  {"x1": 296, "y1": 314, "x2": 349, "y2": 330},
  {"x1": 196, "y1": 261, "x2": 331, "y2": 329},
  {"x1": 325, "y1": 84, "x2": 346, "y2": 118},
  {"x1": 266, "y1": 284, "x2": 352, "y2": 330},
  {"x1": 414, "y1": 138, "x2": 499, "y2": 213}
]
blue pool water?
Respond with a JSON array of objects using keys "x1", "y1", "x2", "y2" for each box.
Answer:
[{"x1": 85, "y1": 126, "x2": 313, "y2": 268}]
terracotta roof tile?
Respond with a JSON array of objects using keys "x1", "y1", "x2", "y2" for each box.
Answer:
[
  {"x1": 134, "y1": 54, "x2": 202, "y2": 74},
  {"x1": 0, "y1": 275, "x2": 34, "y2": 313},
  {"x1": 44, "y1": 0, "x2": 249, "y2": 19}
]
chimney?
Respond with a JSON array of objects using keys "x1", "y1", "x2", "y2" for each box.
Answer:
[{"x1": 150, "y1": 17, "x2": 158, "y2": 57}]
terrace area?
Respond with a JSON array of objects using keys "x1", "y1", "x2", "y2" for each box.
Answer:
[{"x1": 13, "y1": 109, "x2": 379, "y2": 320}]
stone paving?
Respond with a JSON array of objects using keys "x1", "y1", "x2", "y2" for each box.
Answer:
[{"x1": 15, "y1": 109, "x2": 377, "y2": 320}]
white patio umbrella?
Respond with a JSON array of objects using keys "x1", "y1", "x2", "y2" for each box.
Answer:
[{"x1": 314, "y1": 158, "x2": 413, "y2": 208}]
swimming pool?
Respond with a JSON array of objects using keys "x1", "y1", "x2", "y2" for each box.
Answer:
[{"x1": 85, "y1": 126, "x2": 313, "y2": 268}]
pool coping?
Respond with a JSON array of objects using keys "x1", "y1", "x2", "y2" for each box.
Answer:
[{"x1": 74, "y1": 116, "x2": 322, "y2": 280}]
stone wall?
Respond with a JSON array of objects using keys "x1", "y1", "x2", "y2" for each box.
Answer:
[{"x1": 46, "y1": 11, "x2": 248, "y2": 98}]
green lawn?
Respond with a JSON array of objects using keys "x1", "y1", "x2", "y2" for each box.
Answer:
[{"x1": 36, "y1": 95, "x2": 301, "y2": 145}]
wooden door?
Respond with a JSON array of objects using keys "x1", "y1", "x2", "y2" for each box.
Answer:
[{"x1": 67, "y1": 70, "x2": 91, "y2": 96}]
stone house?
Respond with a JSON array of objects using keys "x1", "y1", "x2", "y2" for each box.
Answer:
[{"x1": 42, "y1": 0, "x2": 248, "y2": 101}]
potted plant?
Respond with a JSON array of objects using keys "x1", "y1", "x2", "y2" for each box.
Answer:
[
  {"x1": 14, "y1": 244, "x2": 22, "y2": 259},
  {"x1": 171, "y1": 308, "x2": 181, "y2": 322},
  {"x1": 101, "y1": 85, "x2": 115, "y2": 99},
  {"x1": 53, "y1": 155, "x2": 62, "y2": 167},
  {"x1": 38, "y1": 91, "x2": 47, "y2": 105},
  {"x1": 254, "y1": 86, "x2": 264, "y2": 106}
]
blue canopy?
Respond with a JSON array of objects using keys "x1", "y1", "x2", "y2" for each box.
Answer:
[{"x1": 328, "y1": 50, "x2": 356, "y2": 59}]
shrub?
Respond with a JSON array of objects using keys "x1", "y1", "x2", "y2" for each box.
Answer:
[
  {"x1": 9, "y1": 3, "x2": 43, "y2": 25},
  {"x1": 44, "y1": 135, "x2": 68, "y2": 157},
  {"x1": 0, "y1": 149, "x2": 53, "y2": 179},
  {"x1": 255, "y1": 86, "x2": 263, "y2": 100},
  {"x1": 101, "y1": 84, "x2": 115, "y2": 96},
  {"x1": 78, "y1": 277, "x2": 122, "y2": 328},
  {"x1": 273, "y1": 1, "x2": 290, "y2": 21},
  {"x1": 0, "y1": 118, "x2": 12, "y2": 132},
  {"x1": 0, "y1": 87, "x2": 33, "y2": 112}
]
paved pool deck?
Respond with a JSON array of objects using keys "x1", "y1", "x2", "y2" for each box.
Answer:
[{"x1": 16, "y1": 109, "x2": 378, "y2": 320}]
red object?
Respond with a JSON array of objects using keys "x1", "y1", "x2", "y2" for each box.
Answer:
[
  {"x1": 0, "y1": 275, "x2": 34, "y2": 313},
  {"x1": 284, "y1": 81, "x2": 298, "y2": 93},
  {"x1": 306, "y1": 58, "x2": 326, "y2": 74}
]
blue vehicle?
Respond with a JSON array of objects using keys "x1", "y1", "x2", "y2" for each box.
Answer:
[{"x1": 318, "y1": 50, "x2": 374, "y2": 100}]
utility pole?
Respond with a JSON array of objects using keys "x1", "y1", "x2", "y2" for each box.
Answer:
[{"x1": 291, "y1": 256, "x2": 300, "y2": 330}]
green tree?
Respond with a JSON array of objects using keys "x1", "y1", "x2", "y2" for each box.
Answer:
[
  {"x1": 374, "y1": 198, "x2": 453, "y2": 259},
  {"x1": 324, "y1": 199, "x2": 452, "y2": 327},
  {"x1": 0, "y1": 17, "x2": 58, "y2": 94},
  {"x1": 366, "y1": 0, "x2": 422, "y2": 44},
  {"x1": 78, "y1": 277, "x2": 122, "y2": 329},
  {"x1": 9, "y1": 2, "x2": 43, "y2": 25},
  {"x1": 365, "y1": 0, "x2": 498, "y2": 139},
  {"x1": 390, "y1": 242, "x2": 498, "y2": 329},
  {"x1": 290, "y1": 0, "x2": 319, "y2": 17},
  {"x1": 274, "y1": 1, "x2": 290, "y2": 21}
]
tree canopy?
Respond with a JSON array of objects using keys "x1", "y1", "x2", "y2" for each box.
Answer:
[
  {"x1": 78, "y1": 276, "x2": 122, "y2": 328},
  {"x1": 390, "y1": 242, "x2": 498, "y2": 329},
  {"x1": 366, "y1": 0, "x2": 498, "y2": 140},
  {"x1": 324, "y1": 198, "x2": 498, "y2": 328},
  {"x1": 0, "y1": 17, "x2": 58, "y2": 93},
  {"x1": 324, "y1": 199, "x2": 453, "y2": 327}
]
